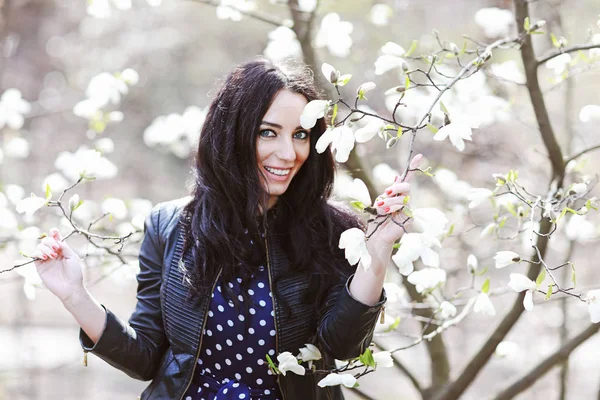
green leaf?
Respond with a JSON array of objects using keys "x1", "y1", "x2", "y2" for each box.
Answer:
[
  {"x1": 359, "y1": 348, "x2": 376, "y2": 368},
  {"x1": 392, "y1": 243, "x2": 401, "y2": 249},
  {"x1": 338, "y1": 74, "x2": 352, "y2": 87},
  {"x1": 445, "y1": 223, "x2": 455, "y2": 236},
  {"x1": 350, "y1": 201, "x2": 366, "y2": 212},
  {"x1": 396, "y1": 126, "x2": 403, "y2": 138},
  {"x1": 524, "y1": 17, "x2": 530, "y2": 32},
  {"x1": 384, "y1": 316, "x2": 401, "y2": 332},
  {"x1": 421, "y1": 166, "x2": 434, "y2": 177},
  {"x1": 586, "y1": 199, "x2": 598, "y2": 211},
  {"x1": 73, "y1": 199, "x2": 84, "y2": 211},
  {"x1": 331, "y1": 103, "x2": 338, "y2": 126},
  {"x1": 550, "y1": 33, "x2": 560, "y2": 48},
  {"x1": 498, "y1": 216, "x2": 508, "y2": 228},
  {"x1": 45, "y1": 184, "x2": 52, "y2": 201},
  {"x1": 476, "y1": 267, "x2": 488, "y2": 276},
  {"x1": 536, "y1": 269, "x2": 546, "y2": 288},
  {"x1": 404, "y1": 40, "x2": 418, "y2": 57},
  {"x1": 265, "y1": 354, "x2": 280, "y2": 374},
  {"x1": 403, "y1": 207, "x2": 413, "y2": 218},
  {"x1": 427, "y1": 123, "x2": 439, "y2": 134},
  {"x1": 571, "y1": 264, "x2": 576, "y2": 288},
  {"x1": 440, "y1": 101, "x2": 449, "y2": 116},
  {"x1": 545, "y1": 284, "x2": 553, "y2": 300},
  {"x1": 460, "y1": 40, "x2": 467, "y2": 56},
  {"x1": 481, "y1": 278, "x2": 490, "y2": 294}
]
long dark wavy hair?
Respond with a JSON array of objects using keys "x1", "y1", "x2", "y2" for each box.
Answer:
[{"x1": 181, "y1": 57, "x2": 361, "y2": 316}]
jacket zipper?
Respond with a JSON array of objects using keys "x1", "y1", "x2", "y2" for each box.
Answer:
[
  {"x1": 264, "y1": 230, "x2": 286, "y2": 400},
  {"x1": 379, "y1": 305, "x2": 385, "y2": 324},
  {"x1": 179, "y1": 267, "x2": 223, "y2": 400}
]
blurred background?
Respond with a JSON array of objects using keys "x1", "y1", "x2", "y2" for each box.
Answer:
[{"x1": 1, "y1": 0, "x2": 599, "y2": 399}]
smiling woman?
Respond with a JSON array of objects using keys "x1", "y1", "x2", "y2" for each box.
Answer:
[{"x1": 31, "y1": 57, "x2": 406, "y2": 400}]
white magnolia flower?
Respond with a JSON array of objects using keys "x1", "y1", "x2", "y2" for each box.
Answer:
[
  {"x1": 144, "y1": 106, "x2": 207, "y2": 157},
  {"x1": 432, "y1": 168, "x2": 472, "y2": 201},
  {"x1": 321, "y1": 63, "x2": 337, "y2": 83},
  {"x1": 494, "y1": 251, "x2": 521, "y2": 269},
  {"x1": 480, "y1": 222, "x2": 497, "y2": 238},
  {"x1": 495, "y1": 341, "x2": 519, "y2": 358},
  {"x1": 489, "y1": 61, "x2": 526, "y2": 84},
  {"x1": 545, "y1": 53, "x2": 572, "y2": 75},
  {"x1": 474, "y1": 7, "x2": 514, "y2": 38},
  {"x1": 439, "y1": 301, "x2": 457, "y2": 319},
  {"x1": 95, "y1": 138, "x2": 115, "y2": 154},
  {"x1": 297, "y1": 344, "x2": 322, "y2": 363},
  {"x1": 264, "y1": 26, "x2": 303, "y2": 61},
  {"x1": 347, "y1": 178, "x2": 372, "y2": 206},
  {"x1": 381, "y1": 42, "x2": 406, "y2": 57},
  {"x1": 570, "y1": 183, "x2": 587, "y2": 196},
  {"x1": 4, "y1": 137, "x2": 30, "y2": 158},
  {"x1": 68, "y1": 194, "x2": 80, "y2": 211},
  {"x1": 433, "y1": 121, "x2": 473, "y2": 152},
  {"x1": 318, "y1": 373, "x2": 357, "y2": 388},
  {"x1": 120, "y1": 68, "x2": 139, "y2": 85},
  {"x1": 354, "y1": 119, "x2": 385, "y2": 143},
  {"x1": 86, "y1": 0, "x2": 111, "y2": 18},
  {"x1": 42, "y1": 173, "x2": 69, "y2": 193},
  {"x1": 369, "y1": 4, "x2": 393, "y2": 26},
  {"x1": 314, "y1": 13, "x2": 354, "y2": 58},
  {"x1": 54, "y1": 147, "x2": 118, "y2": 181},
  {"x1": 0, "y1": 207, "x2": 18, "y2": 231},
  {"x1": 467, "y1": 188, "x2": 493, "y2": 209},
  {"x1": 374, "y1": 55, "x2": 408, "y2": 75},
  {"x1": 412, "y1": 208, "x2": 449, "y2": 236},
  {"x1": 579, "y1": 105, "x2": 600, "y2": 122},
  {"x1": 101, "y1": 197, "x2": 128, "y2": 220},
  {"x1": 474, "y1": 292, "x2": 496, "y2": 316},
  {"x1": 297, "y1": 0, "x2": 316, "y2": 12},
  {"x1": 372, "y1": 351, "x2": 394, "y2": 368},
  {"x1": 5, "y1": 184, "x2": 25, "y2": 205},
  {"x1": 339, "y1": 228, "x2": 371, "y2": 271},
  {"x1": 86, "y1": 72, "x2": 129, "y2": 108},
  {"x1": 300, "y1": 100, "x2": 329, "y2": 129},
  {"x1": 392, "y1": 233, "x2": 441, "y2": 275},
  {"x1": 467, "y1": 254, "x2": 478, "y2": 273},
  {"x1": 0, "y1": 88, "x2": 31, "y2": 130},
  {"x1": 508, "y1": 273, "x2": 536, "y2": 311},
  {"x1": 407, "y1": 268, "x2": 446, "y2": 293},
  {"x1": 277, "y1": 352, "x2": 305, "y2": 376},
  {"x1": 357, "y1": 81, "x2": 376, "y2": 98},
  {"x1": 586, "y1": 289, "x2": 600, "y2": 323},
  {"x1": 16, "y1": 195, "x2": 46, "y2": 217},
  {"x1": 566, "y1": 214, "x2": 596, "y2": 243},
  {"x1": 372, "y1": 163, "x2": 399, "y2": 187},
  {"x1": 315, "y1": 125, "x2": 355, "y2": 163}
]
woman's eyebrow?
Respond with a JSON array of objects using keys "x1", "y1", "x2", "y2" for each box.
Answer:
[{"x1": 261, "y1": 121, "x2": 305, "y2": 131}]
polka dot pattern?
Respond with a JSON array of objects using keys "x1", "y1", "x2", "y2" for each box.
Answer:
[{"x1": 182, "y1": 232, "x2": 281, "y2": 400}]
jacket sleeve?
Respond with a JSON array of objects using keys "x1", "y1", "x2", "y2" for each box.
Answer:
[
  {"x1": 316, "y1": 271, "x2": 386, "y2": 361},
  {"x1": 79, "y1": 205, "x2": 169, "y2": 381}
]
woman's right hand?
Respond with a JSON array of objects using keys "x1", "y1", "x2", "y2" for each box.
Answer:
[{"x1": 33, "y1": 228, "x2": 84, "y2": 304}]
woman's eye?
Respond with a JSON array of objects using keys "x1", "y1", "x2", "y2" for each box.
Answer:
[
  {"x1": 259, "y1": 129, "x2": 276, "y2": 138},
  {"x1": 294, "y1": 131, "x2": 309, "y2": 140}
]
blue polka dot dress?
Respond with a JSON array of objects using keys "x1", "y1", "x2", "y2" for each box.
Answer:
[{"x1": 183, "y1": 234, "x2": 283, "y2": 400}]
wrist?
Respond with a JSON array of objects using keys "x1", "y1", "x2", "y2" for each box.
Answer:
[{"x1": 61, "y1": 286, "x2": 90, "y2": 310}]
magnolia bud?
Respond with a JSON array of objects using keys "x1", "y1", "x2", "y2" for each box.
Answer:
[
  {"x1": 449, "y1": 42, "x2": 460, "y2": 55},
  {"x1": 68, "y1": 194, "x2": 80, "y2": 211}
]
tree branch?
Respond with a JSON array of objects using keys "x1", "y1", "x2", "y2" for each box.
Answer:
[
  {"x1": 493, "y1": 323, "x2": 600, "y2": 400},
  {"x1": 564, "y1": 144, "x2": 600, "y2": 165},
  {"x1": 434, "y1": 4, "x2": 569, "y2": 397},
  {"x1": 373, "y1": 339, "x2": 423, "y2": 396},
  {"x1": 190, "y1": 0, "x2": 284, "y2": 27},
  {"x1": 537, "y1": 43, "x2": 600, "y2": 66}
]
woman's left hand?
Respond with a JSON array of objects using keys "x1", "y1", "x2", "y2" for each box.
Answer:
[{"x1": 367, "y1": 153, "x2": 422, "y2": 246}]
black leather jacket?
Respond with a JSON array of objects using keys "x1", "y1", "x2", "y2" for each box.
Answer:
[{"x1": 80, "y1": 198, "x2": 386, "y2": 399}]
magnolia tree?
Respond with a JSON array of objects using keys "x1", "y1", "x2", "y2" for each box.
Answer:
[{"x1": 2, "y1": 0, "x2": 600, "y2": 399}]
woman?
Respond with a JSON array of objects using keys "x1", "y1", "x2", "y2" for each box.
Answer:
[{"x1": 33, "y1": 58, "x2": 419, "y2": 400}]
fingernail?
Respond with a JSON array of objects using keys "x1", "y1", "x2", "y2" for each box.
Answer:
[
  {"x1": 385, "y1": 189, "x2": 392, "y2": 195},
  {"x1": 384, "y1": 207, "x2": 390, "y2": 213},
  {"x1": 42, "y1": 255, "x2": 48, "y2": 260},
  {"x1": 51, "y1": 252, "x2": 57, "y2": 257},
  {"x1": 377, "y1": 201, "x2": 385, "y2": 207},
  {"x1": 52, "y1": 245, "x2": 59, "y2": 251},
  {"x1": 394, "y1": 175, "x2": 400, "y2": 183}
]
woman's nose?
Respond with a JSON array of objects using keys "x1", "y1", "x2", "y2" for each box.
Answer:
[{"x1": 276, "y1": 138, "x2": 296, "y2": 161}]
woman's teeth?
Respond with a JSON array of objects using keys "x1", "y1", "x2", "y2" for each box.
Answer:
[{"x1": 265, "y1": 166, "x2": 290, "y2": 176}]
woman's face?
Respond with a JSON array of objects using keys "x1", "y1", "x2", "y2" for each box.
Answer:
[{"x1": 256, "y1": 89, "x2": 311, "y2": 209}]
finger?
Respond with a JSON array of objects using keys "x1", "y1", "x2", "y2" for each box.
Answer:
[
  {"x1": 381, "y1": 203, "x2": 404, "y2": 214},
  {"x1": 50, "y1": 228, "x2": 63, "y2": 241},
  {"x1": 384, "y1": 182, "x2": 410, "y2": 197},
  {"x1": 399, "y1": 153, "x2": 423, "y2": 183},
  {"x1": 38, "y1": 244, "x2": 57, "y2": 259},
  {"x1": 375, "y1": 195, "x2": 406, "y2": 210},
  {"x1": 41, "y1": 237, "x2": 61, "y2": 252},
  {"x1": 32, "y1": 250, "x2": 49, "y2": 262}
]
